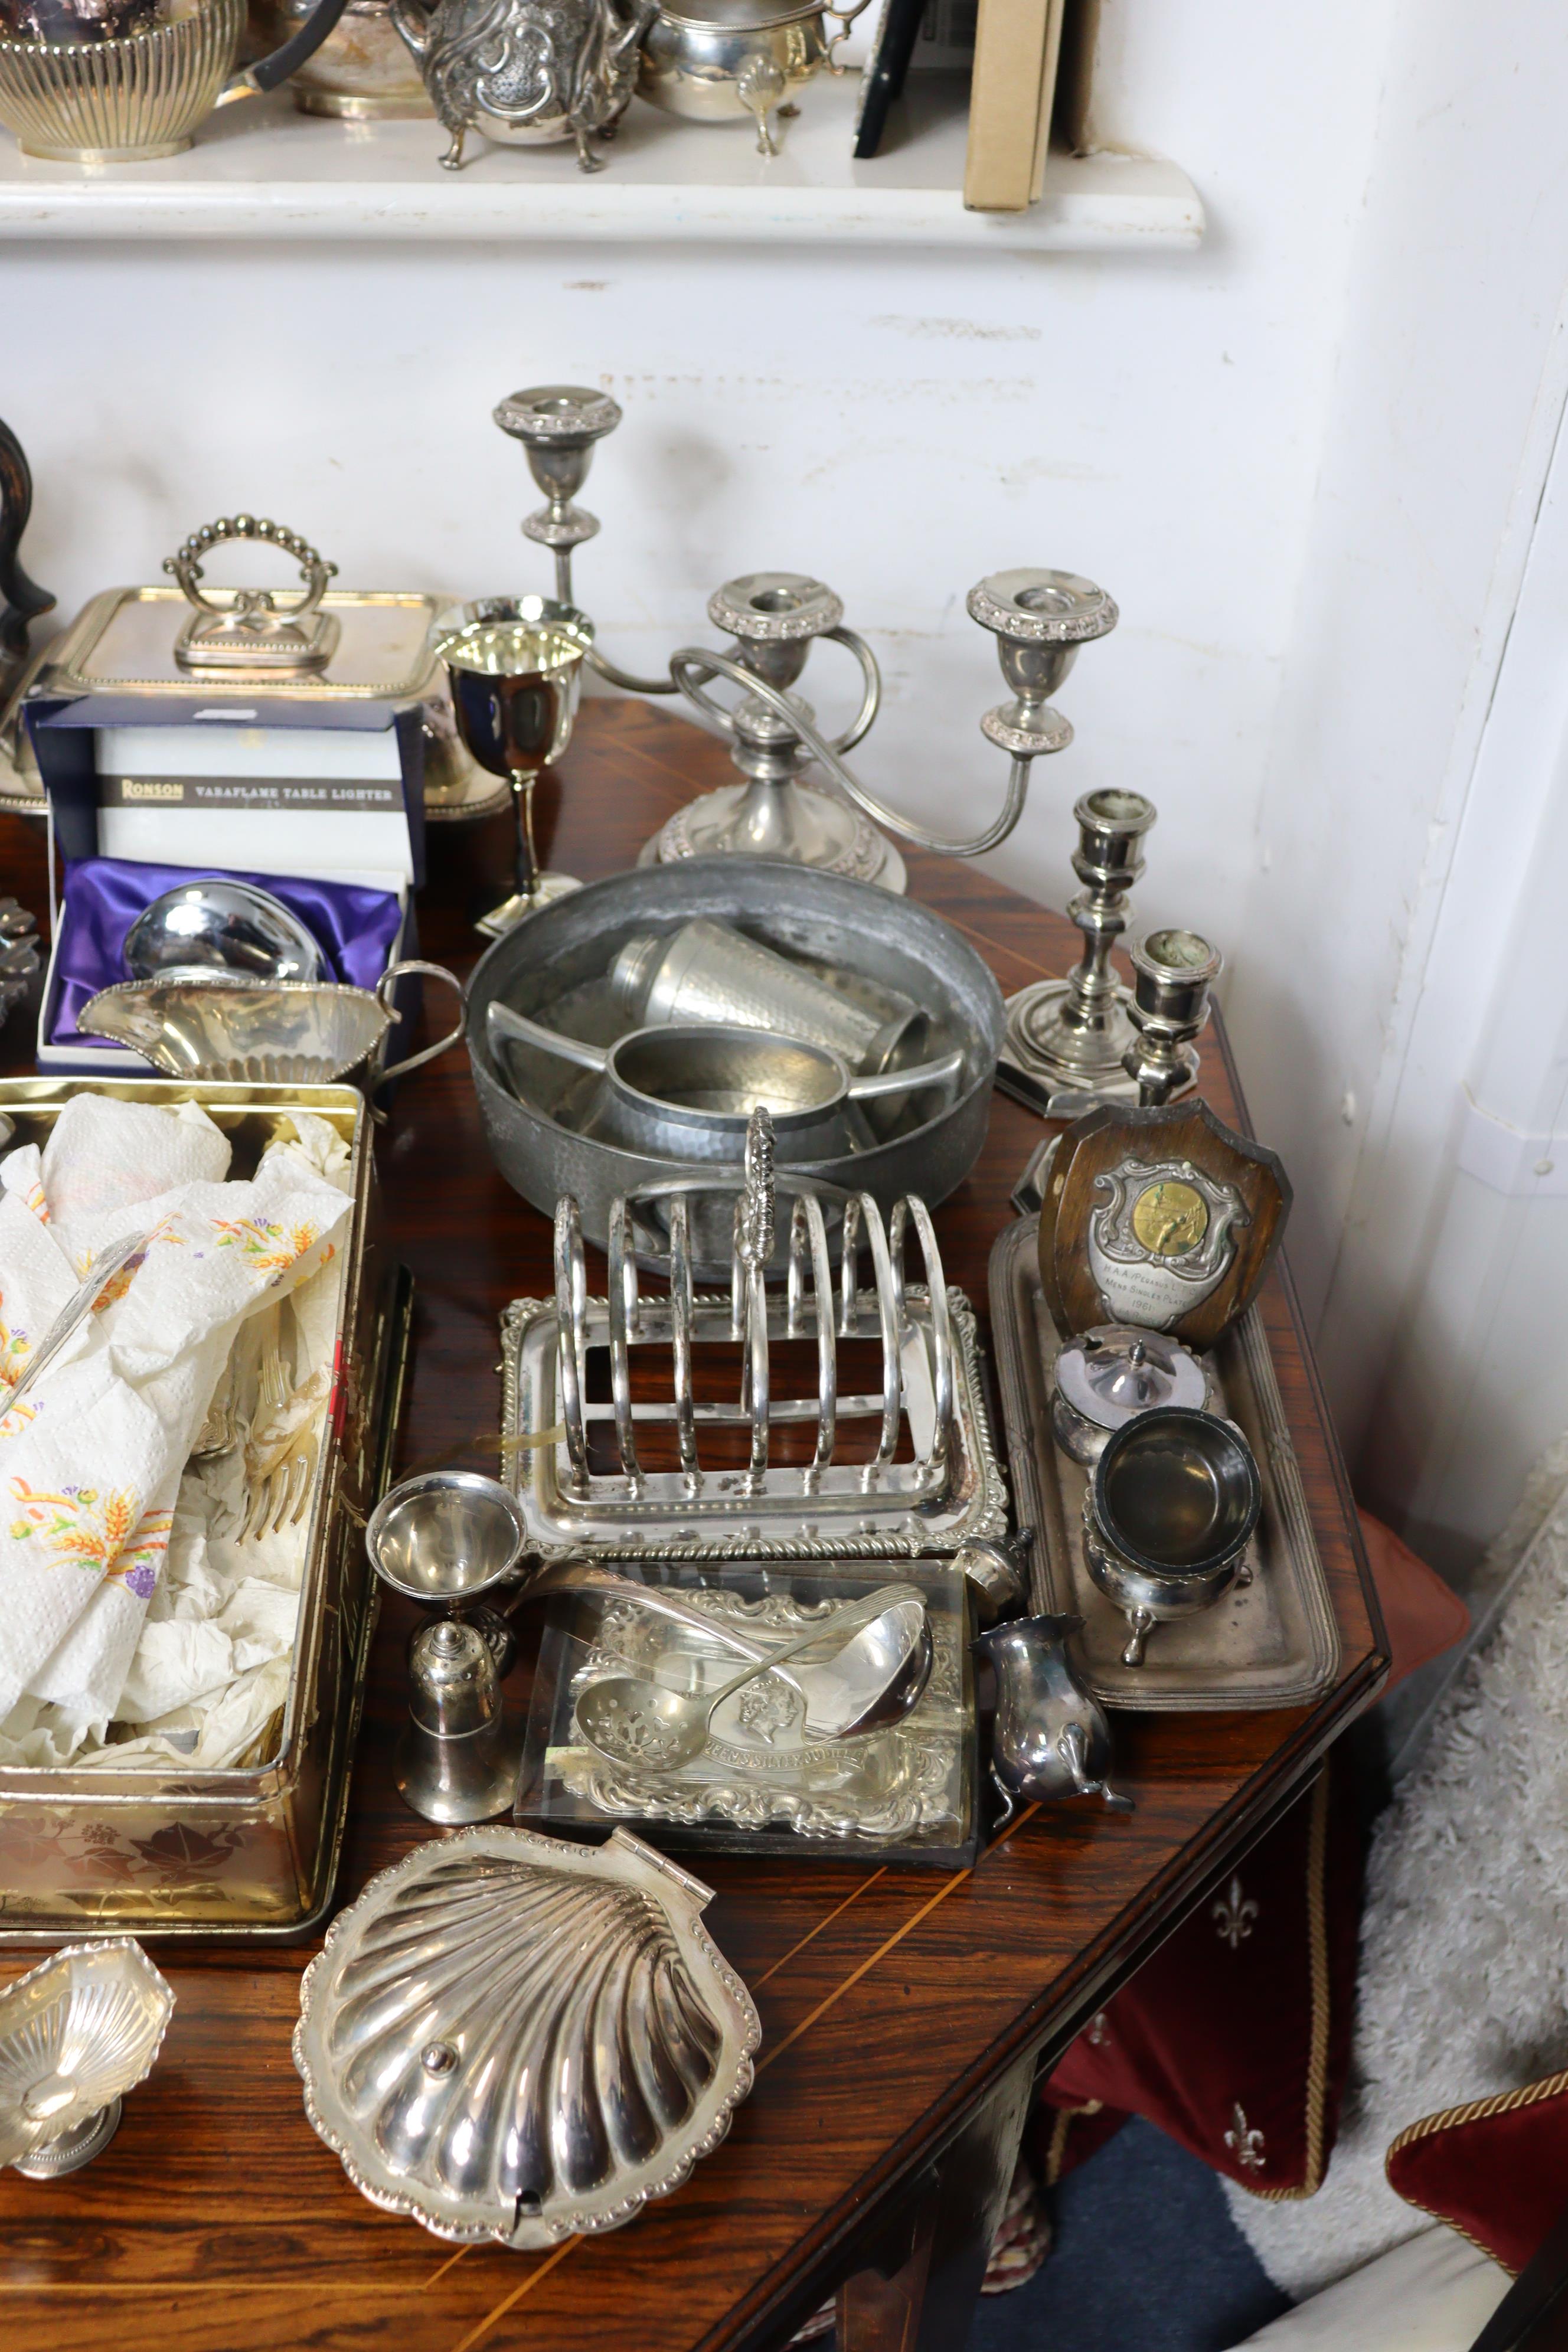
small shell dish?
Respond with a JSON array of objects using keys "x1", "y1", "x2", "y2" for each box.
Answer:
[
  {"x1": 0, "y1": 1937, "x2": 175, "y2": 2178},
  {"x1": 292, "y1": 1825, "x2": 760, "y2": 2247}
]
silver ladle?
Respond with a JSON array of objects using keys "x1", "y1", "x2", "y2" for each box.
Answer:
[
  {"x1": 576, "y1": 1585, "x2": 927, "y2": 1769},
  {"x1": 525, "y1": 1558, "x2": 931, "y2": 1739}
]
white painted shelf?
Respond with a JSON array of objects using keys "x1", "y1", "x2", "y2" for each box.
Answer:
[{"x1": 0, "y1": 71, "x2": 1203, "y2": 249}]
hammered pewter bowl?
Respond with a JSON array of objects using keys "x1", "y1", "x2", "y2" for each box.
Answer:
[
  {"x1": 466, "y1": 857, "x2": 1004, "y2": 1267},
  {"x1": 0, "y1": 1938, "x2": 174, "y2": 2179},
  {"x1": 293, "y1": 1824, "x2": 760, "y2": 2247},
  {"x1": 125, "y1": 877, "x2": 325, "y2": 988}
]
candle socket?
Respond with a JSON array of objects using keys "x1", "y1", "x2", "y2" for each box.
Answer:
[{"x1": 1121, "y1": 927, "x2": 1223, "y2": 1105}]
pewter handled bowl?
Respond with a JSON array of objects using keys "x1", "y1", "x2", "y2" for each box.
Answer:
[
  {"x1": 486, "y1": 1001, "x2": 963, "y2": 1167},
  {"x1": 1083, "y1": 1406, "x2": 1262, "y2": 1668},
  {"x1": 0, "y1": 0, "x2": 352, "y2": 160},
  {"x1": 465, "y1": 857, "x2": 1005, "y2": 1267},
  {"x1": 125, "y1": 877, "x2": 325, "y2": 988}
]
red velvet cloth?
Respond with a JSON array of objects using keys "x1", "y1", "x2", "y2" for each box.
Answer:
[
  {"x1": 1387, "y1": 2073, "x2": 1568, "y2": 2274},
  {"x1": 1037, "y1": 1511, "x2": 1469, "y2": 2198}
]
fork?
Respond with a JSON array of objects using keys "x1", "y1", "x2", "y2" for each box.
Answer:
[{"x1": 239, "y1": 1298, "x2": 328, "y2": 1541}]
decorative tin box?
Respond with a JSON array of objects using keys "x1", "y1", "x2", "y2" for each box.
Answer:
[{"x1": 0, "y1": 1077, "x2": 410, "y2": 1943}]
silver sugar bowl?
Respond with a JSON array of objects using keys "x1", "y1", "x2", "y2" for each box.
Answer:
[
  {"x1": 638, "y1": 0, "x2": 865, "y2": 153},
  {"x1": 1052, "y1": 1322, "x2": 1211, "y2": 1466},
  {"x1": 391, "y1": 0, "x2": 655, "y2": 168},
  {"x1": 1082, "y1": 1406, "x2": 1262, "y2": 1668}
]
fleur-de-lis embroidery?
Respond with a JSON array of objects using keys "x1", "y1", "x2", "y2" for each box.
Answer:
[
  {"x1": 1223, "y1": 2102, "x2": 1266, "y2": 2173},
  {"x1": 1086, "y1": 2012, "x2": 1109, "y2": 2047},
  {"x1": 1213, "y1": 1876, "x2": 1259, "y2": 1950}
]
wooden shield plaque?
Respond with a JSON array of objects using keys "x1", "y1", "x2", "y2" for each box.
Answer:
[{"x1": 1037, "y1": 1100, "x2": 1292, "y2": 1348}]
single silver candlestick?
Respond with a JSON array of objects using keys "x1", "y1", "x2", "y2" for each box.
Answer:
[
  {"x1": 999, "y1": 786, "x2": 1157, "y2": 1112},
  {"x1": 1121, "y1": 927, "x2": 1223, "y2": 1105}
]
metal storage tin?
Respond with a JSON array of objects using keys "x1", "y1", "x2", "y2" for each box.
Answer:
[{"x1": 0, "y1": 1077, "x2": 410, "y2": 1943}]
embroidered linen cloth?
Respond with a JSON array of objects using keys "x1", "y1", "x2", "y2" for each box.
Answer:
[{"x1": 0, "y1": 1093, "x2": 352, "y2": 1734}]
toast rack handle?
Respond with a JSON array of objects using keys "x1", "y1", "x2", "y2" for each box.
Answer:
[
  {"x1": 163, "y1": 515, "x2": 338, "y2": 621},
  {"x1": 376, "y1": 961, "x2": 469, "y2": 1087}
]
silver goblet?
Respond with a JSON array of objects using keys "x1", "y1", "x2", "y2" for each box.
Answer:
[{"x1": 431, "y1": 596, "x2": 593, "y2": 938}]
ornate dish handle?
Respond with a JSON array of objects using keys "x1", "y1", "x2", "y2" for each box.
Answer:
[{"x1": 164, "y1": 514, "x2": 339, "y2": 623}]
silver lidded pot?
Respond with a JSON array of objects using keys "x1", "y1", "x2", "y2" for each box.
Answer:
[
  {"x1": 390, "y1": 0, "x2": 656, "y2": 168},
  {"x1": 0, "y1": 0, "x2": 352, "y2": 161},
  {"x1": 1082, "y1": 1406, "x2": 1262, "y2": 1668},
  {"x1": 638, "y1": 0, "x2": 868, "y2": 155},
  {"x1": 1052, "y1": 1322, "x2": 1210, "y2": 1465}
]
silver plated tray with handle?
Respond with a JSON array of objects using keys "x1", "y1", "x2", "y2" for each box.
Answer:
[{"x1": 988, "y1": 1213, "x2": 1339, "y2": 1711}]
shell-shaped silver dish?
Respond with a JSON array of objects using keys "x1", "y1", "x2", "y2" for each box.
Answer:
[
  {"x1": 0, "y1": 1938, "x2": 174, "y2": 2177},
  {"x1": 80, "y1": 976, "x2": 393, "y2": 1082},
  {"x1": 293, "y1": 1826, "x2": 760, "y2": 2248}
]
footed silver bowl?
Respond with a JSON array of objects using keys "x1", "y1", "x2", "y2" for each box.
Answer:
[{"x1": 0, "y1": 1938, "x2": 174, "y2": 2178}]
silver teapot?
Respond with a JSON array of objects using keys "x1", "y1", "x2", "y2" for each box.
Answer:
[
  {"x1": 391, "y1": 0, "x2": 654, "y2": 167},
  {"x1": 0, "y1": 0, "x2": 351, "y2": 161}
]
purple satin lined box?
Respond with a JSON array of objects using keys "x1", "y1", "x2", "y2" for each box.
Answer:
[
  {"x1": 45, "y1": 857, "x2": 406, "y2": 1063},
  {"x1": 26, "y1": 691, "x2": 423, "y2": 1075}
]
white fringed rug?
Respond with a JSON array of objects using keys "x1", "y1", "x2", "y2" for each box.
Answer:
[{"x1": 1226, "y1": 1445, "x2": 1568, "y2": 2298}]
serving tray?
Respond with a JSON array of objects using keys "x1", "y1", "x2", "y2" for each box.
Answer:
[{"x1": 988, "y1": 1213, "x2": 1339, "y2": 1711}]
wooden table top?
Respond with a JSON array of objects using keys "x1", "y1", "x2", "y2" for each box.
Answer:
[{"x1": 0, "y1": 698, "x2": 1386, "y2": 2352}]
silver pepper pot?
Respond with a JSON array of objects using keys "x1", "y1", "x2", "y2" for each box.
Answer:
[
  {"x1": 974, "y1": 1612, "x2": 1133, "y2": 1821},
  {"x1": 397, "y1": 1618, "x2": 522, "y2": 1824}
]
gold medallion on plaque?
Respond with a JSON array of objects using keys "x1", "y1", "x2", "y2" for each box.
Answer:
[{"x1": 1130, "y1": 1179, "x2": 1209, "y2": 1258}]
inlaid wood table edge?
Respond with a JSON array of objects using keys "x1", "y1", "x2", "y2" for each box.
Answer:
[{"x1": 0, "y1": 701, "x2": 1387, "y2": 2352}]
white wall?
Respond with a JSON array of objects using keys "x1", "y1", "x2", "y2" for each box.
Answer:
[{"x1": 7, "y1": 0, "x2": 1568, "y2": 1564}]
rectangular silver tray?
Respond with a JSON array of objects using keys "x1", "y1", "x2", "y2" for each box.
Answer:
[
  {"x1": 500, "y1": 1285, "x2": 1009, "y2": 1565},
  {"x1": 988, "y1": 1213, "x2": 1339, "y2": 1711}
]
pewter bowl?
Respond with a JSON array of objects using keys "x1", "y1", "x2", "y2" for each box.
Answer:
[
  {"x1": 0, "y1": 1937, "x2": 174, "y2": 2178},
  {"x1": 293, "y1": 1825, "x2": 760, "y2": 2248},
  {"x1": 125, "y1": 877, "x2": 325, "y2": 986},
  {"x1": 466, "y1": 857, "x2": 1004, "y2": 1265}
]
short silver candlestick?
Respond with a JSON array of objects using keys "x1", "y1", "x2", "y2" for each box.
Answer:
[
  {"x1": 493, "y1": 384, "x2": 680, "y2": 698},
  {"x1": 648, "y1": 570, "x2": 900, "y2": 887},
  {"x1": 998, "y1": 786, "x2": 1157, "y2": 1113},
  {"x1": 1121, "y1": 927, "x2": 1223, "y2": 1105}
]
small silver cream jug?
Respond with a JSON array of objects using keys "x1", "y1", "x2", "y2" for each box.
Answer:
[{"x1": 975, "y1": 1613, "x2": 1133, "y2": 1821}]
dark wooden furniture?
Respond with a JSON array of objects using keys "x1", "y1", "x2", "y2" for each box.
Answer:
[{"x1": 0, "y1": 699, "x2": 1386, "y2": 2352}]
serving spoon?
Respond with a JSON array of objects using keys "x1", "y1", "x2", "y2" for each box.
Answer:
[{"x1": 574, "y1": 1584, "x2": 932, "y2": 1769}]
